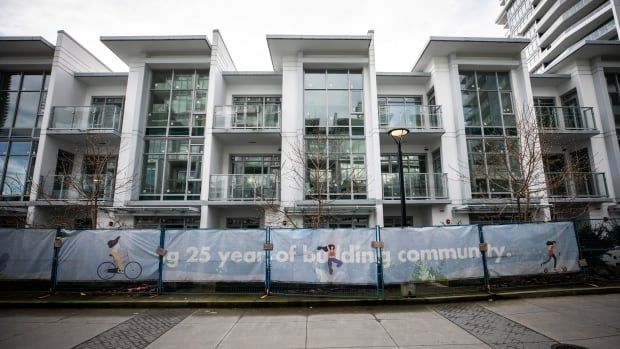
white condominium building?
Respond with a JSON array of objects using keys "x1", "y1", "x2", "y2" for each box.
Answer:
[{"x1": 0, "y1": 30, "x2": 618, "y2": 228}]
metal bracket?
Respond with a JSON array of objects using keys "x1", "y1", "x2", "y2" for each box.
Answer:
[
  {"x1": 479, "y1": 243, "x2": 488, "y2": 252},
  {"x1": 156, "y1": 246, "x2": 167, "y2": 256},
  {"x1": 578, "y1": 258, "x2": 588, "y2": 267},
  {"x1": 371, "y1": 241, "x2": 384, "y2": 249},
  {"x1": 263, "y1": 243, "x2": 274, "y2": 251},
  {"x1": 53, "y1": 238, "x2": 63, "y2": 248}
]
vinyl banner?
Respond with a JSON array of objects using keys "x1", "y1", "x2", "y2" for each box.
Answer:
[
  {"x1": 163, "y1": 229, "x2": 265, "y2": 282},
  {"x1": 0, "y1": 229, "x2": 55, "y2": 280},
  {"x1": 382, "y1": 226, "x2": 484, "y2": 283},
  {"x1": 270, "y1": 228, "x2": 378, "y2": 284},
  {"x1": 57, "y1": 229, "x2": 160, "y2": 282},
  {"x1": 482, "y1": 222, "x2": 580, "y2": 276}
]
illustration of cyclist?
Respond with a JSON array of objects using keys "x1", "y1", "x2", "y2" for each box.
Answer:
[
  {"x1": 107, "y1": 236, "x2": 125, "y2": 273},
  {"x1": 541, "y1": 240, "x2": 558, "y2": 271}
]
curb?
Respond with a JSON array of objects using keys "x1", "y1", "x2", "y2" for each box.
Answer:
[{"x1": 1, "y1": 286, "x2": 619, "y2": 308}]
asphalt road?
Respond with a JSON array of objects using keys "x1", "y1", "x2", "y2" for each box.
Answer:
[{"x1": 1, "y1": 294, "x2": 619, "y2": 348}]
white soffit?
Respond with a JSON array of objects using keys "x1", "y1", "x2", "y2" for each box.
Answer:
[
  {"x1": 0, "y1": 36, "x2": 55, "y2": 57},
  {"x1": 100, "y1": 35, "x2": 211, "y2": 63}
]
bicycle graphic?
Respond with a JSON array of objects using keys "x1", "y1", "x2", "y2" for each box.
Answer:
[{"x1": 97, "y1": 257, "x2": 143, "y2": 280}]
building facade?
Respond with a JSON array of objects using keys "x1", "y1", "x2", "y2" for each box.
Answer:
[{"x1": 0, "y1": 30, "x2": 619, "y2": 229}]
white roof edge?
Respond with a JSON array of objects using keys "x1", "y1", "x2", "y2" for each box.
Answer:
[
  {"x1": 266, "y1": 34, "x2": 372, "y2": 41},
  {"x1": 100, "y1": 35, "x2": 211, "y2": 49},
  {"x1": 73, "y1": 72, "x2": 128, "y2": 77},
  {"x1": 0, "y1": 36, "x2": 55, "y2": 50},
  {"x1": 58, "y1": 30, "x2": 112, "y2": 71},
  {"x1": 376, "y1": 72, "x2": 431, "y2": 77},
  {"x1": 530, "y1": 73, "x2": 571, "y2": 79}
]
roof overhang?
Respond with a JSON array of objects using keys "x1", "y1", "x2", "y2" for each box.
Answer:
[
  {"x1": 0, "y1": 36, "x2": 55, "y2": 57},
  {"x1": 100, "y1": 35, "x2": 211, "y2": 64},
  {"x1": 545, "y1": 40, "x2": 620, "y2": 74},
  {"x1": 530, "y1": 73, "x2": 572, "y2": 87},
  {"x1": 411, "y1": 36, "x2": 529, "y2": 72},
  {"x1": 74, "y1": 72, "x2": 128, "y2": 85},
  {"x1": 267, "y1": 34, "x2": 372, "y2": 71}
]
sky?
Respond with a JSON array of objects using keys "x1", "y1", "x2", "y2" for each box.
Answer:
[{"x1": 0, "y1": 0, "x2": 506, "y2": 72}]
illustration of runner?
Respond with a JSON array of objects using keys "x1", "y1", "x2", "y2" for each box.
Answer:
[
  {"x1": 317, "y1": 244, "x2": 343, "y2": 275},
  {"x1": 107, "y1": 236, "x2": 125, "y2": 273},
  {"x1": 541, "y1": 240, "x2": 557, "y2": 271}
]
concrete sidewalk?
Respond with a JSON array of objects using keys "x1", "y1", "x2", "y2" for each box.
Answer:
[
  {"x1": 1, "y1": 284, "x2": 620, "y2": 308},
  {"x1": 1, "y1": 294, "x2": 619, "y2": 348}
]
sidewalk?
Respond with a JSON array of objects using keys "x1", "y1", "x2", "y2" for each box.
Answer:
[{"x1": 2, "y1": 283, "x2": 619, "y2": 308}]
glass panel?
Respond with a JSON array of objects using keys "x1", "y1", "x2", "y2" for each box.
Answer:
[
  {"x1": 349, "y1": 72, "x2": 363, "y2": 89},
  {"x1": 459, "y1": 72, "x2": 476, "y2": 90},
  {"x1": 148, "y1": 91, "x2": 170, "y2": 126},
  {"x1": 170, "y1": 90, "x2": 191, "y2": 126},
  {"x1": 2, "y1": 156, "x2": 28, "y2": 196},
  {"x1": 327, "y1": 90, "x2": 348, "y2": 123},
  {"x1": 173, "y1": 71, "x2": 193, "y2": 90},
  {"x1": 479, "y1": 91, "x2": 502, "y2": 126},
  {"x1": 0, "y1": 142, "x2": 8, "y2": 155},
  {"x1": 0, "y1": 91, "x2": 18, "y2": 129},
  {"x1": 194, "y1": 90, "x2": 207, "y2": 112},
  {"x1": 477, "y1": 72, "x2": 497, "y2": 90},
  {"x1": 497, "y1": 73, "x2": 511, "y2": 90},
  {"x1": 0, "y1": 73, "x2": 21, "y2": 90},
  {"x1": 501, "y1": 92, "x2": 513, "y2": 114},
  {"x1": 351, "y1": 90, "x2": 363, "y2": 113},
  {"x1": 461, "y1": 91, "x2": 480, "y2": 126},
  {"x1": 43, "y1": 74, "x2": 50, "y2": 90},
  {"x1": 21, "y1": 74, "x2": 43, "y2": 90},
  {"x1": 195, "y1": 71, "x2": 209, "y2": 89},
  {"x1": 141, "y1": 155, "x2": 164, "y2": 194},
  {"x1": 189, "y1": 155, "x2": 202, "y2": 179},
  {"x1": 152, "y1": 71, "x2": 172, "y2": 90},
  {"x1": 305, "y1": 72, "x2": 325, "y2": 89},
  {"x1": 167, "y1": 139, "x2": 189, "y2": 153},
  {"x1": 327, "y1": 71, "x2": 348, "y2": 89},
  {"x1": 14, "y1": 92, "x2": 40, "y2": 128},
  {"x1": 145, "y1": 139, "x2": 165, "y2": 153},
  {"x1": 164, "y1": 154, "x2": 187, "y2": 194},
  {"x1": 10, "y1": 142, "x2": 30, "y2": 155},
  {"x1": 305, "y1": 90, "x2": 326, "y2": 126}
]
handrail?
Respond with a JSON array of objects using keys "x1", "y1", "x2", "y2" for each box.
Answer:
[
  {"x1": 209, "y1": 174, "x2": 280, "y2": 201},
  {"x1": 213, "y1": 104, "x2": 281, "y2": 130},
  {"x1": 50, "y1": 105, "x2": 122, "y2": 131},
  {"x1": 379, "y1": 105, "x2": 443, "y2": 130},
  {"x1": 382, "y1": 173, "x2": 448, "y2": 200}
]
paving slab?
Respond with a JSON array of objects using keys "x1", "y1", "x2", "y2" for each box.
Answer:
[
  {"x1": 145, "y1": 312, "x2": 238, "y2": 349},
  {"x1": 381, "y1": 317, "x2": 486, "y2": 347},
  {"x1": 219, "y1": 320, "x2": 306, "y2": 349},
  {"x1": 307, "y1": 317, "x2": 396, "y2": 348}
]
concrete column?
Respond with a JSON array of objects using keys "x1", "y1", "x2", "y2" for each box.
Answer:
[{"x1": 365, "y1": 31, "x2": 383, "y2": 227}]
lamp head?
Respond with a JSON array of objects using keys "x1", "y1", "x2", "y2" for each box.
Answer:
[{"x1": 387, "y1": 128, "x2": 410, "y2": 141}]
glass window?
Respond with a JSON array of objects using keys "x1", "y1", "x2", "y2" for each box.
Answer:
[
  {"x1": 349, "y1": 72, "x2": 363, "y2": 89},
  {"x1": 304, "y1": 72, "x2": 325, "y2": 89},
  {"x1": 351, "y1": 91, "x2": 363, "y2": 113},
  {"x1": 0, "y1": 92, "x2": 18, "y2": 129},
  {"x1": 477, "y1": 72, "x2": 497, "y2": 90},
  {"x1": 21, "y1": 74, "x2": 43, "y2": 91},
  {"x1": 152, "y1": 72, "x2": 172, "y2": 90},
  {"x1": 14, "y1": 91, "x2": 40, "y2": 128},
  {"x1": 0, "y1": 73, "x2": 21, "y2": 91},
  {"x1": 327, "y1": 71, "x2": 348, "y2": 89}
]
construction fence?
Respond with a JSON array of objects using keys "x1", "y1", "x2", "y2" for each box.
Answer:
[{"x1": 0, "y1": 219, "x2": 618, "y2": 298}]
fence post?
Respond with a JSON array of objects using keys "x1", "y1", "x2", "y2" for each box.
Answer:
[
  {"x1": 572, "y1": 219, "x2": 588, "y2": 282},
  {"x1": 265, "y1": 226, "x2": 271, "y2": 294},
  {"x1": 375, "y1": 226, "x2": 384, "y2": 299},
  {"x1": 157, "y1": 227, "x2": 165, "y2": 295},
  {"x1": 50, "y1": 225, "x2": 62, "y2": 294},
  {"x1": 478, "y1": 224, "x2": 491, "y2": 293}
]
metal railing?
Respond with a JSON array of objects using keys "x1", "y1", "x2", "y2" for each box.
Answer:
[
  {"x1": 379, "y1": 105, "x2": 442, "y2": 130},
  {"x1": 38, "y1": 174, "x2": 115, "y2": 201},
  {"x1": 382, "y1": 173, "x2": 448, "y2": 200},
  {"x1": 213, "y1": 104, "x2": 281, "y2": 130},
  {"x1": 209, "y1": 174, "x2": 280, "y2": 201},
  {"x1": 546, "y1": 172, "x2": 608, "y2": 198},
  {"x1": 535, "y1": 106, "x2": 597, "y2": 131},
  {"x1": 49, "y1": 105, "x2": 122, "y2": 132}
]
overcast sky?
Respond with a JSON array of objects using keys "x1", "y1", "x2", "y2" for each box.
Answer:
[{"x1": 0, "y1": 0, "x2": 505, "y2": 72}]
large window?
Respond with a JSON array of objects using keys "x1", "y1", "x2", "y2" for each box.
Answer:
[
  {"x1": 304, "y1": 70, "x2": 364, "y2": 136},
  {"x1": 460, "y1": 71, "x2": 520, "y2": 199},
  {"x1": 147, "y1": 70, "x2": 208, "y2": 136},
  {"x1": 141, "y1": 70, "x2": 208, "y2": 201},
  {"x1": 0, "y1": 71, "x2": 48, "y2": 201},
  {"x1": 606, "y1": 72, "x2": 620, "y2": 148},
  {"x1": 140, "y1": 138, "x2": 203, "y2": 201},
  {"x1": 305, "y1": 138, "x2": 366, "y2": 200},
  {"x1": 232, "y1": 96, "x2": 281, "y2": 128},
  {"x1": 231, "y1": 155, "x2": 280, "y2": 175}
]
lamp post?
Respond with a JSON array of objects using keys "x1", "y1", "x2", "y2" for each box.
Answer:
[{"x1": 388, "y1": 128, "x2": 410, "y2": 228}]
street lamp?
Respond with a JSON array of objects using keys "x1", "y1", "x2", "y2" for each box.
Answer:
[{"x1": 388, "y1": 128, "x2": 410, "y2": 228}]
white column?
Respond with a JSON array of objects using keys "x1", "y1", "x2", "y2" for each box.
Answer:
[{"x1": 365, "y1": 31, "x2": 383, "y2": 227}]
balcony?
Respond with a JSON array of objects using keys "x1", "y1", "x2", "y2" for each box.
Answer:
[
  {"x1": 208, "y1": 174, "x2": 279, "y2": 203},
  {"x1": 546, "y1": 172, "x2": 609, "y2": 201},
  {"x1": 49, "y1": 106, "x2": 122, "y2": 133},
  {"x1": 213, "y1": 105, "x2": 281, "y2": 132},
  {"x1": 535, "y1": 106, "x2": 598, "y2": 142},
  {"x1": 37, "y1": 174, "x2": 115, "y2": 203},
  {"x1": 382, "y1": 173, "x2": 449, "y2": 202},
  {"x1": 379, "y1": 105, "x2": 442, "y2": 130}
]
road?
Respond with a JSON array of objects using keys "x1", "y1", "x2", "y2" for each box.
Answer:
[{"x1": 0, "y1": 294, "x2": 619, "y2": 348}]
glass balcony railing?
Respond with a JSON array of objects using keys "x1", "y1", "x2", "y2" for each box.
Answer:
[
  {"x1": 382, "y1": 173, "x2": 448, "y2": 200},
  {"x1": 379, "y1": 105, "x2": 442, "y2": 130},
  {"x1": 535, "y1": 106, "x2": 597, "y2": 131},
  {"x1": 38, "y1": 174, "x2": 115, "y2": 201},
  {"x1": 546, "y1": 172, "x2": 608, "y2": 198},
  {"x1": 49, "y1": 106, "x2": 122, "y2": 132},
  {"x1": 213, "y1": 104, "x2": 281, "y2": 130},
  {"x1": 209, "y1": 174, "x2": 280, "y2": 201}
]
